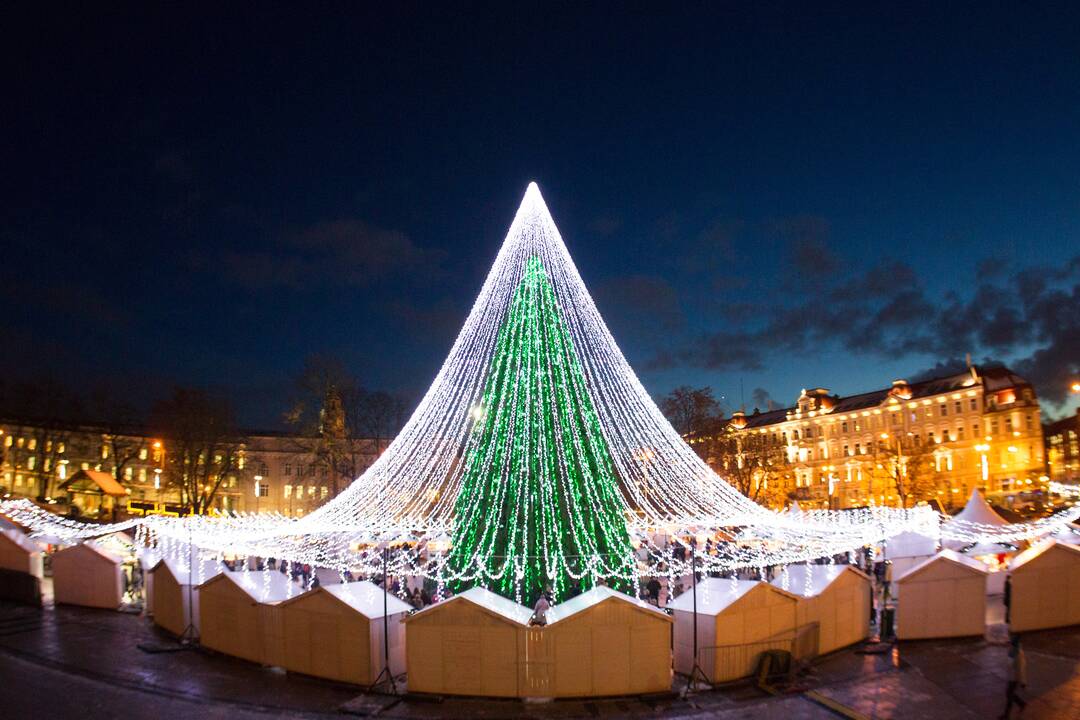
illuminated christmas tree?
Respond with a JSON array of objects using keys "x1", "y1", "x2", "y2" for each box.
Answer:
[{"x1": 447, "y1": 254, "x2": 634, "y2": 603}]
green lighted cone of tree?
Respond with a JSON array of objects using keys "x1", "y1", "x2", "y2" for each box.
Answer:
[{"x1": 447, "y1": 255, "x2": 634, "y2": 604}]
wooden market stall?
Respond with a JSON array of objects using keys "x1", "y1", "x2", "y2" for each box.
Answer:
[
  {"x1": 884, "y1": 530, "x2": 938, "y2": 581},
  {"x1": 0, "y1": 529, "x2": 43, "y2": 578},
  {"x1": 0, "y1": 529, "x2": 44, "y2": 606},
  {"x1": 894, "y1": 550, "x2": 987, "y2": 640},
  {"x1": 1008, "y1": 540, "x2": 1080, "y2": 632},
  {"x1": 59, "y1": 469, "x2": 128, "y2": 520},
  {"x1": 278, "y1": 580, "x2": 412, "y2": 685},
  {"x1": 538, "y1": 586, "x2": 672, "y2": 697},
  {"x1": 668, "y1": 578, "x2": 799, "y2": 684},
  {"x1": 770, "y1": 564, "x2": 871, "y2": 656},
  {"x1": 404, "y1": 586, "x2": 532, "y2": 697},
  {"x1": 51, "y1": 541, "x2": 125, "y2": 609},
  {"x1": 197, "y1": 569, "x2": 298, "y2": 665},
  {"x1": 149, "y1": 557, "x2": 222, "y2": 637}
]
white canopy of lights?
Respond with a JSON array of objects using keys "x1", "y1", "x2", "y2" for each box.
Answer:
[{"x1": 2, "y1": 183, "x2": 1078, "y2": 588}]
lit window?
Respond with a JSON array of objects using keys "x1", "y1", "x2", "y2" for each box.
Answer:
[
  {"x1": 284, "y1": 484, "x2": 292, "y2": 499},
  {"x1": 139, "y1": 448, "x2": 148, "y2": 460},
  {"x1": 320, "y1": 486, "x2": 329, "y2": 499},
  {"x1": 138, "y1": 468, "x2": 147, "y2": 482},
  {"x1": 27, "y1": 457, "x2": 36, "y2": 470},
  {"x1": 307, "y1": 485, "x2": 315, "y2": 497},
  {"x1": 28, "y1": 438, "x2": 36, "y2": 450}
]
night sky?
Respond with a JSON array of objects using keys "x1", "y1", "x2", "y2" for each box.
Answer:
[{"x1": 2, "y1": 3, "x2": 1079, "y2": 428}]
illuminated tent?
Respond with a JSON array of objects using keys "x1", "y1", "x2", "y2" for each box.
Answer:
[
  {"x1": 51, "y1": 541, "x2": 125, "y2": 609},
  {"x1": 770, "y1": 564, "x2": 871, "y2": 656},
  {"x1": 197, "y1": 570, "x2": 299, "y2": 665},
  {"x1": 404, "y1": 587, "x2": 532, "y2": 697},
  {"x1": 279, "y1": 581, "x2": 412, "y2": 685},
  {"x1": 668, "y1": 578, "x2": 798, "y2": 684},
  {"x1": 1008, "y1": 540, "x2": 1080, "y2": 632},
  {"x1": 149, "y1": 557, "x2": 222, "y2": 637},
  {"x1": 894, "y1": 550, "x2": 986, "y2": 640},
  {"x1": 538, "y1": 586, "x2": 672, "y2": 697}
]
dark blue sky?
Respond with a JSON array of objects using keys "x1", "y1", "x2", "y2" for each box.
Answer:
[{"x1": 2, "y1": 3, "x2": 1078, "y2": 427}]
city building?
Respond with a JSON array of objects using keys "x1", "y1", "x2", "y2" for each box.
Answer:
[
  {"x1": 1045, "y1": 410, "x2": 1080, "y2": 484},
  {"x1": 691, "y1": 365, "x2": 1046, "y2": 511},
  {"x1": 0, "y1": 418, "x2": 384, "y2": 518}
]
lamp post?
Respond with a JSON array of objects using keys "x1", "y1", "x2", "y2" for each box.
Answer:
[{"x1": 975, "y1": 443, "x2": 991, "y2": 494}]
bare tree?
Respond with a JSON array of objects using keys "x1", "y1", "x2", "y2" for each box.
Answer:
[
  {"x1": 660, "y1": 386, "x2": 723, "y2": 437},
  {"x1": 872, "y1": 433, "x2": 937, "y2": 508},
  {"x1": 284, "y1": 355, "x2": 406, "y2": 497},
  {"x1": 86, "y1": 385, "x2": 148, "y2": 491},
  {"x1": 705, "y1": 426, "x2": 789, "y2": 507},
  {"x1": 152, "y1": 387, "x2": 242, "y2": 515}
]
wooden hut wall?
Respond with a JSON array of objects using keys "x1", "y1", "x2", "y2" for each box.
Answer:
[
  {"x1": 405, "y1": 599, "x2": 524, "y2": 697},
  {"x1": 1010, "y1": 543, "x2": 1080, "y2": 632}
]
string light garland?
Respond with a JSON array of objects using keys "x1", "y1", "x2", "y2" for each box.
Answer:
[{"x1": 2, "y1": 182, "x2": 1079, "y2": 595}]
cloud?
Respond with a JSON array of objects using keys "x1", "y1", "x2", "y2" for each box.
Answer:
[
  {"x1": 209, "y1": 219, "x2": 445, "y2": 291},
  {"x1": 663, "y1": 245, "x2": 1080, "y2": 405},
  {"x1": 751, "y1": 387, "x2": 776, "y2": 411}
]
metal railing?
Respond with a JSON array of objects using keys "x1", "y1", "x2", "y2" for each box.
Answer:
[{"x1": 697, "y1": 622, "x2": 820, "y2": 685}]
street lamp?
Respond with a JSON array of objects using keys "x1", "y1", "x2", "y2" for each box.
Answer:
[{"x1": 254, "y1": 475, "x2": 263, "y2": 514}]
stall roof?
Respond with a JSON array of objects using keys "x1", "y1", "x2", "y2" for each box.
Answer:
[
  {"x1": 151, "y1": 556, "x2": 223, "y2": 586},
  {"x1": 895, "y1": 549, "x2": 988, "y2": 582},
  {"x1": 884, "y1": 530, "x2": 938, "y2": 559},
  {"x1": 1009, "y1": 539, "x2": 1080, "y2": 571},
  {"x1": 769, "y1": 564, "x2": 869, "y2": 598},
  {"x1": 60, "y1": 469, "x2": 127, "y2": 497},
  {"x1": 410, "y1": 586, "x2": 533, "y2": 625},
  {"x1": 546, "y1": 585, "x2": 670, "y2": 625},
  {"x1": 667, "y1": 578, "x2": 792, "y2": 616},
  {"x1": 203, "y1": 569, "x2": 299, "y2": 603},
  {"x1": 317, "y1": 581, "x2": 414, "y2": 618}
]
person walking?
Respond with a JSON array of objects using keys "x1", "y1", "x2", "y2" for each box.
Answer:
[
  {"x1": 1001, "y1": 635, "x2": 1028, "y2": 718},
  {"x1": 1004, "y1": 575, "x2": 1013, "y2": 625}
]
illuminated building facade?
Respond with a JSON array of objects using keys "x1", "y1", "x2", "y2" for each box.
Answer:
[
  {"x1": 0, "y1": 420, "x2": 382, "y2": 517},
  {"x1": 694, "y1": 365, "x2": 1046, "y2": 510},
  {"x1": 1045, "y1": 410, "x2": 1080, "y2": 484}
]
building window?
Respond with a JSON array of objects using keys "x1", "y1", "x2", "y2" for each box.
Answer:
[
  {"x1": 27, "y1": 457, "x2": 36, "y2": 470},
  {"x1": 320, "y1": 486, "x2": 329, "y2": 499},
  {"x1": 257, "y1": 483, "x2": 269, "y2": 497},
  {"x1": 307, "y1": 485, "x2": 315, "y2": 498},
  {"x1": 139, "y1": 447, "x2": 148, "y2": 460},
  {"x1": 940, "y1": 404, "x2": 947, "y2": 416},
  {"x1": 970, "y1": 398, "x2": 978, "y2": 411},
  {"x1": 841, "y1": 422, "x2": 848, "y2": 434},
  {"x1": 284, "y1": 464, "x2": 292, "y2": 476},
  {"x1": 284, "y1": 484, "x2": 292, "y2": 499}
]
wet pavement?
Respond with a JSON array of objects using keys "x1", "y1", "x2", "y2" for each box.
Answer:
[{"x1": 2, "y1": 601, "x2": 1080, "y2": 719}]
